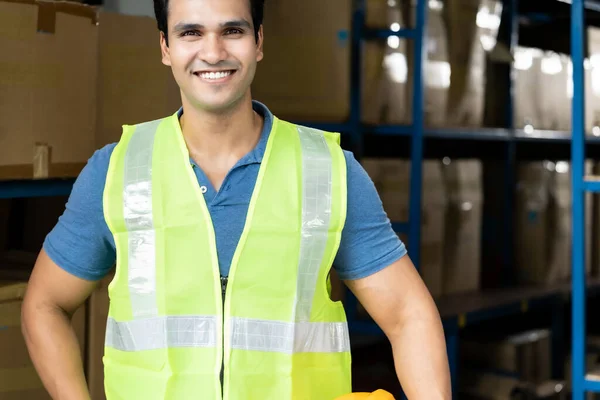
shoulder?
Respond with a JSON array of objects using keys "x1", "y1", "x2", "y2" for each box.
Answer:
[
  {"x1": 334, "y1": 151, "x2": 408, "y2": 280},
  {"x1": 80, "y1": 143, "x2": 118, "y2": 187}
]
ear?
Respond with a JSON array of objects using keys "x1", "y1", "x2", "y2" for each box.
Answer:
[
  {"x1": 256, "y1": 25, "x2": 264, "y2": 62},
  {"x1": 160, "y1": 31, "x2": 171, "y2": 66}
]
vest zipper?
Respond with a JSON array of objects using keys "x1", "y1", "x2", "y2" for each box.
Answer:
[{"x1": 220, "y1": 276, "x2": 228, "y2": 394}]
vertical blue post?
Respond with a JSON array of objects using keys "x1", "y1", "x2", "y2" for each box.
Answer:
[
  {"x1": 350, "y1": 0, "x2": 366, "y2": 160},
  {"x1": 409, "y1": 0, "x2": 427, "y2": 271},
  {"x1": 571, "y1": 0, "x2": 586, "y2": 399},
  {"x1": 344, "y1": 0, "x2": 366, "y2": 334},
  {"x1": 445, "y1": 319, "x2": 460, "y2": 398},
  {"x1": 503, "y1": 0, "x2": 518, "y2": 287}
]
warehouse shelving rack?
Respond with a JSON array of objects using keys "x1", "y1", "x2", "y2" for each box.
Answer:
[{"x1": 1, "y1": 0, "x2": 600, "y2": 397}]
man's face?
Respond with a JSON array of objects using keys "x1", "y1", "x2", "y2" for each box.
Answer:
[{"x1": 160, "y1": 0, "x2": 264, "y2": 113}]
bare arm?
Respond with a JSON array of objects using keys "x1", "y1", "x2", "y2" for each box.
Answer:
[
  {"x1": 22, "y1": 249, "x2": 98, "y2": 400},
  {"x1": 344, "y1": 255, "x2": 451, "y2": 399}
]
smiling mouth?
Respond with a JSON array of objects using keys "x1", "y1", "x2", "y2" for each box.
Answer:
[{"x1": 194, "y1": 70, "x2": 236, "y2": 81}]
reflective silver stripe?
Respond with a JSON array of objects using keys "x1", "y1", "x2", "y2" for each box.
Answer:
[
  {"x1": 230, "y1": 317, "x2": 350, "y2": 354},
  {"x1": 295, "y1": 126, "x2": 333, "y2": 322},
  {"x1": 106, "y1": 316, "x2": 218, "y2": 351},
  {"x1": 123, "y1": 120, "x2": 162, "y2": 318}
]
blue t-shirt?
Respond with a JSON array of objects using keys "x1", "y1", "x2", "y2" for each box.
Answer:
[{"x1": 43, "y1": 101, "x2": 407, "y2": 281}]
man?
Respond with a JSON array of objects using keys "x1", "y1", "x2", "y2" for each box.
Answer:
[{"x1": 21, "y1": 0, "x2": 451, "y2": 398}]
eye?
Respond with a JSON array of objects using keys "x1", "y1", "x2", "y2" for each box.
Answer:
[
  {"x1": 182, "y1": 30, "x2": 200, "y2": 37},
  {"x1": 225, "y1": 28, "x2": 244, "y2": 35}
]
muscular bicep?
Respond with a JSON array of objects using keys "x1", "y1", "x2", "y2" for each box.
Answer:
[
  {"x1": 24, "y1": 249, "x2": 98, "y2": 316},
  {"x1": 344, "y1": 255, "x2": 438, "y2": 338}
]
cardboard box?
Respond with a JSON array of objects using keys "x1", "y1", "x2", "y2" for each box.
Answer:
[
  {"x1": 442, "y1": 159, "x2": 483, "y2": 295},
  {"x1": 0, "y1": 0, "x2": 98, "y2": 180},
  {"x1": 251, "y1": 0, "x2": 351, "y2": 122},
  {"x1": 0, "y1": 280, "x2": 86, "y2": 399},
  {"x1": 95, "y1": 11, "x2": 181, "y2": 147}
]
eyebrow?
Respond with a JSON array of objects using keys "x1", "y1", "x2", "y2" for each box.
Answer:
[{"x1": 173, "y1": 19, "x2": 252, "y2": 33}]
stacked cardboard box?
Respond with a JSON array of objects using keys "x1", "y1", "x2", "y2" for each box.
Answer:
[
  {"x1": 0, "y1": 0, "x2": 181, "y2": 180},
  {"x1": 0, "y1": 0, "x2": 98, "y2": 179},
  {"x1": 251, "y1": 0, "x2": 351, "y2": 122},
  {"x1": 0, "y1": 280, "x2": 86, "y2": 399}
]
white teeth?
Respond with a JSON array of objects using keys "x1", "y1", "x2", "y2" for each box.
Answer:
[{"x1": 200, "y1": 71, "x2": 232, "y2": 80}]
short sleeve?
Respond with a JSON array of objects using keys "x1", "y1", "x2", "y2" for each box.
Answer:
[
  {"x1": 43, "y1": 144, "x2": 118, "y2": 281},
  {"x1": 333, "y1": 151, "x2": 408, "y2": 281}
]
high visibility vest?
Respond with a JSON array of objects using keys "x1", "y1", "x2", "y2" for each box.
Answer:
[{"x1": 102, "y1": 111, "x2": 352, "y2": 400}]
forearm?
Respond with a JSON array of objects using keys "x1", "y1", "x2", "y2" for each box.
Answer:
[
  {"x1": 22, "y1": 303, "x2": 90, "y2": 400},
  {"x1": 389, "y1": 307, "x2": 451, "y2": 399}
]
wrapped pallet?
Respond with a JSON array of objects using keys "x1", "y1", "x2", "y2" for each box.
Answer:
[
  {"x1": 362, "y1": 0, "x2": 403, "y2": 124},
  {"x1": 528, "y1": 27, "x2": 600, "y2": 135},
  {"x1": 538, "y1": 52, "x2": 571, "y2": 132},
  {"x1": 441, "y1": 159, "x2": 483, "y2": 295},
  {"x1": 515, "y1": 162, "x2": 552, "y2": 285},
  {"x1": 364, "y1": 0, "x2": 501, "y2": 128},
  {"x1": 513, "y1": 47, "x2": 544, "y2": 130},
  {"x1": 546, "y1": 161, "x2": 593, "y2": 282},
  {"x1": 587, "y1": 27, "x2": 600, "y2": 136}
]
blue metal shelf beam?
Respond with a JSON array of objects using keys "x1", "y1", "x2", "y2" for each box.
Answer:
[
  {"x1": 557, "y1": 0, "x2": 600, "y2": 13},
  {"x1": 0, "y1": 179, "x2": 75, "y2": 199},
  {"x1": 583, "y1": 180, "x2": 600, "y2": 192},
  {"x1": 584, "y1": 379, "x2": 600, "y2": 392}
]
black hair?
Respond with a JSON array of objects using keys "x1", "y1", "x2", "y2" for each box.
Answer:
[{"x1": 153, "y1": 0, "x2": 265, "y2": 45}]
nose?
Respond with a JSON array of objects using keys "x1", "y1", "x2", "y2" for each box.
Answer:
[{"x1": 200, "y1": 34, "x2": 227, "y2": 65}]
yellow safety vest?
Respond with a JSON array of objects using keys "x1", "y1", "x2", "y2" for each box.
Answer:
[{"x1": 102, "y1": 110, "x2": 352, "y2": 400}]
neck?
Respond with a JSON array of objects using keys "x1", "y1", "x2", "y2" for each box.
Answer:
[{"x1": 179, "y1": 93, "x2": 263, "y2": 160}]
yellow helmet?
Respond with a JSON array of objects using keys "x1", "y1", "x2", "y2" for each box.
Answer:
[{"x1": 334, "y1": 389, "x2": 396, "y2": 399}]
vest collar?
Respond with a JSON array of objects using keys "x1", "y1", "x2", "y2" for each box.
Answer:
[{"x1": 176, "y1": 100, "x2": 274, "y2": 168}]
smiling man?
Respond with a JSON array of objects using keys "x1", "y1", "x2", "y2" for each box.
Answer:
[{"x1": 20, "y1": 0, "x2": 451, "y2": 399}]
